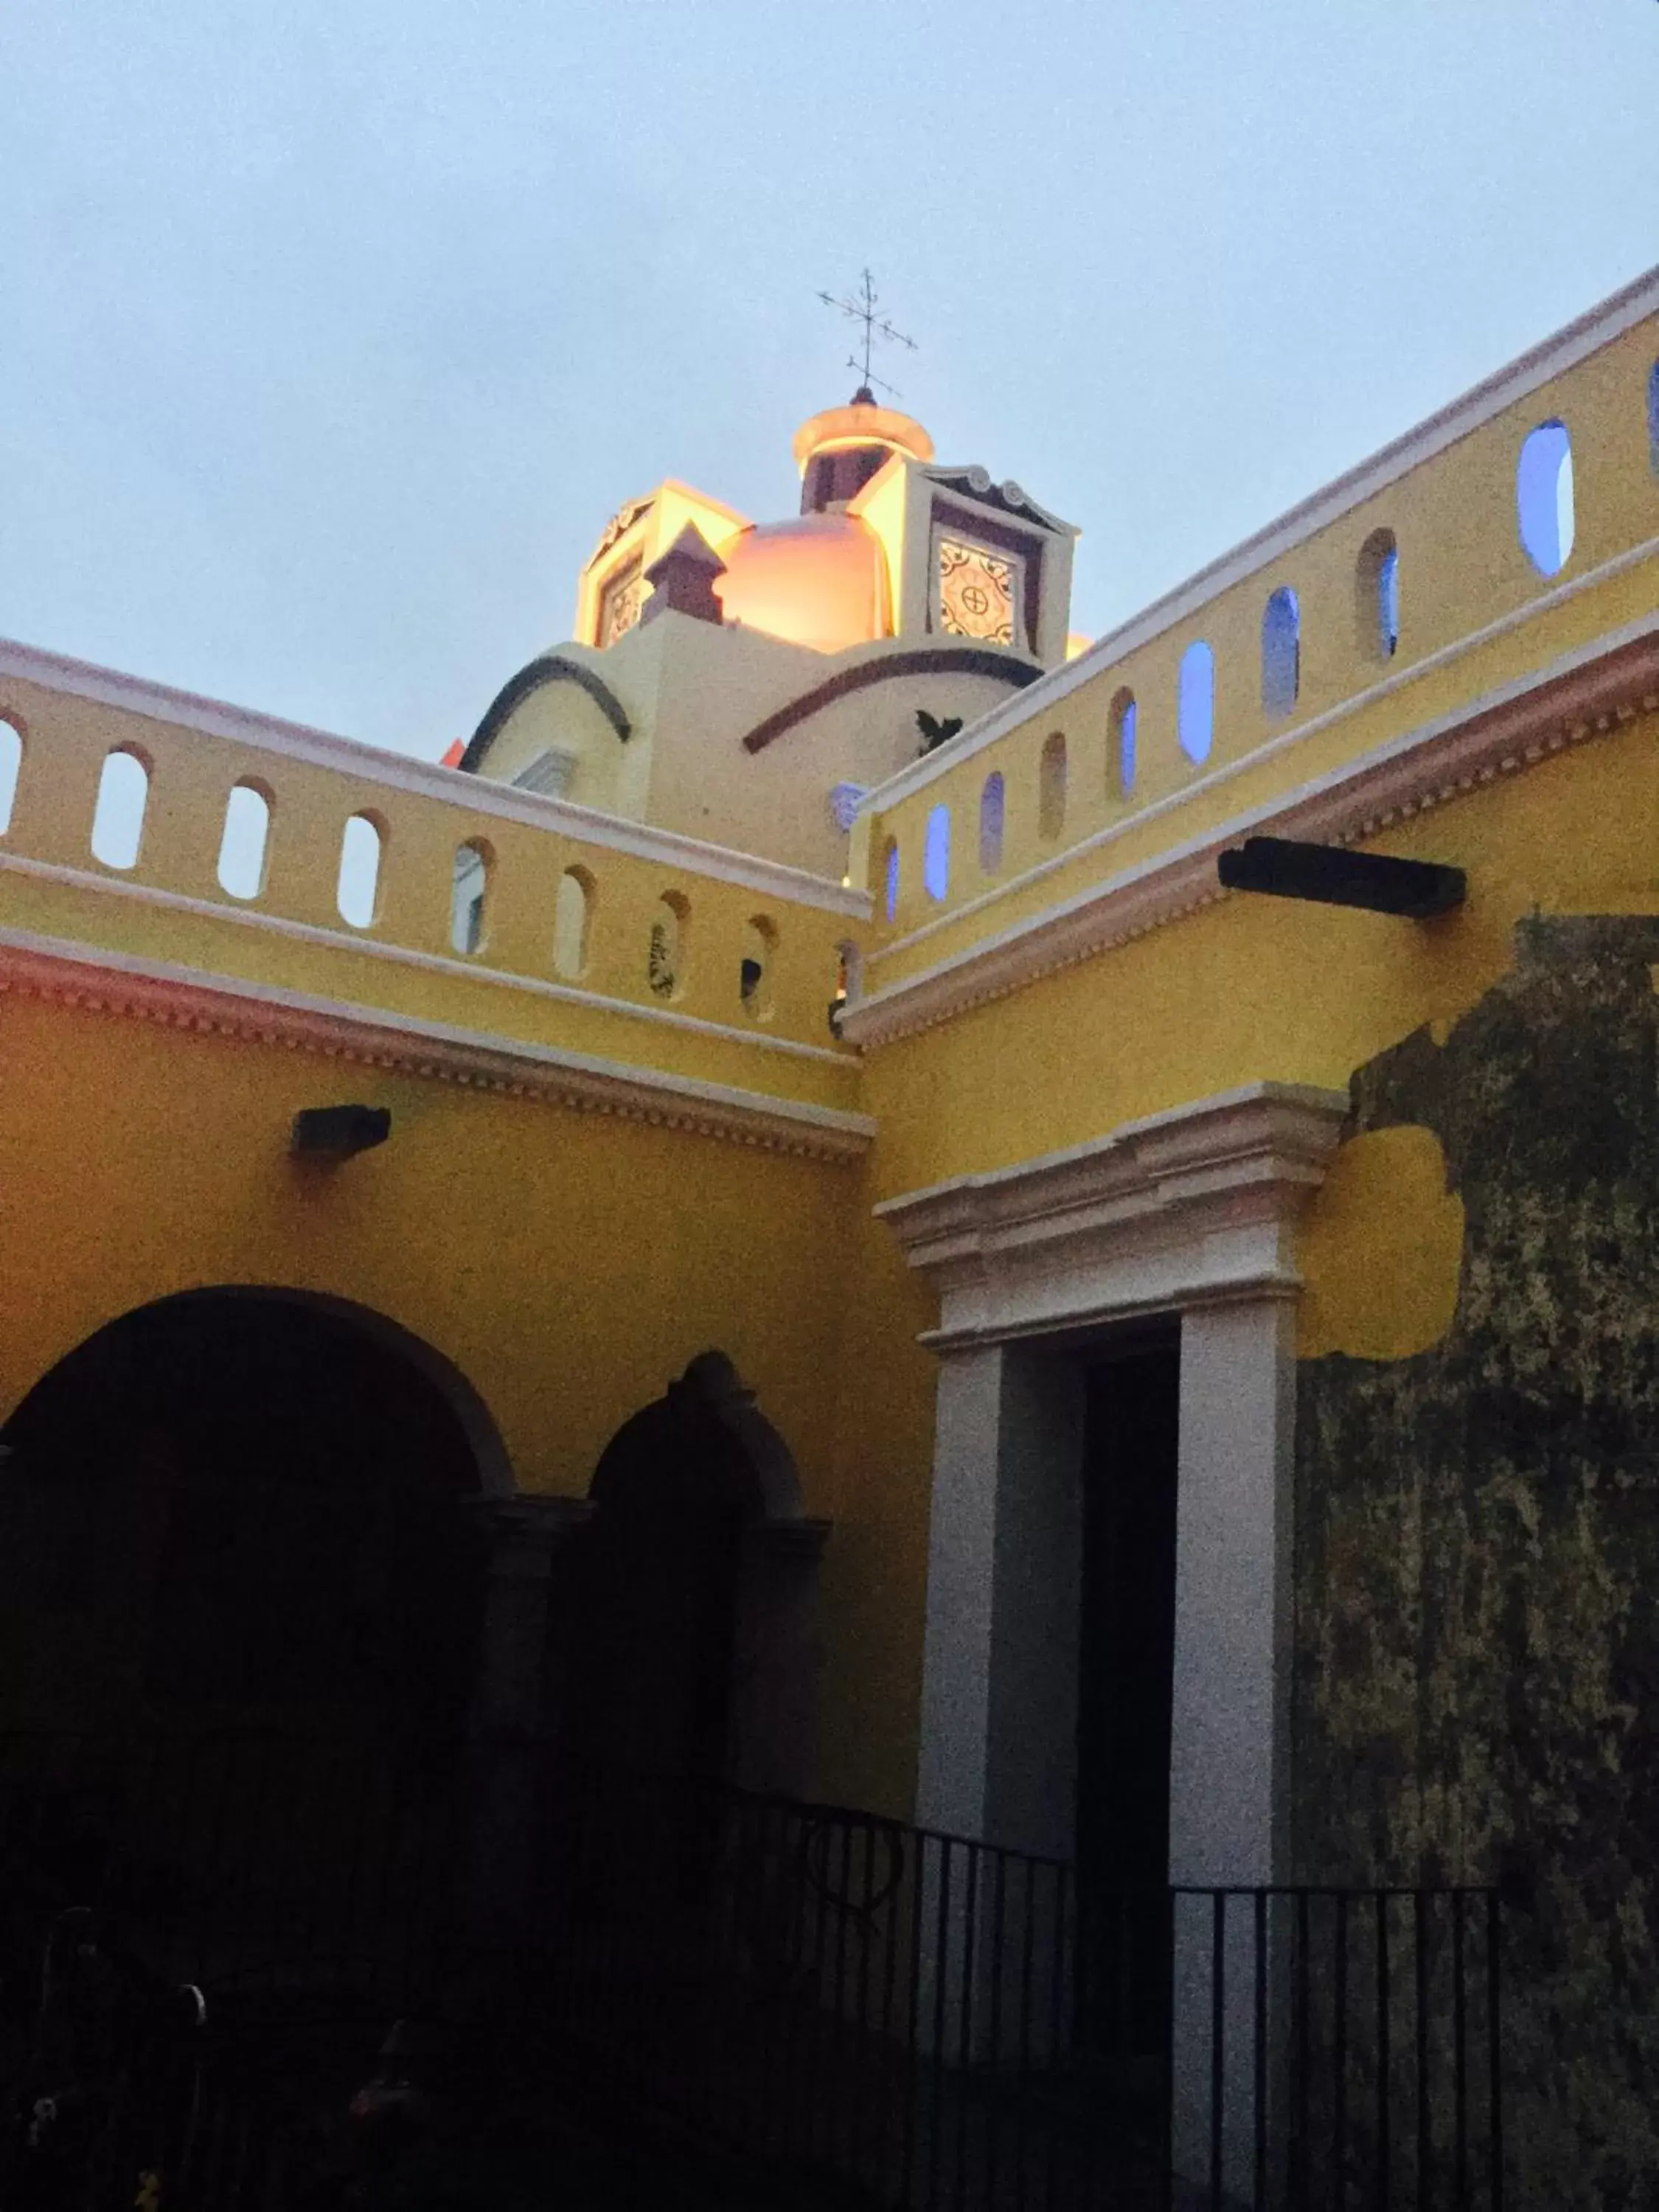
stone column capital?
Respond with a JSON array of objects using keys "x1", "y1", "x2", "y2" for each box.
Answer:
[
  {"x1": 465, "y1": 1492, "x2": 594, "y2": 1577},
  {"x1": 745, "y1": 1514, "x2": 832, "y2": 1559}
]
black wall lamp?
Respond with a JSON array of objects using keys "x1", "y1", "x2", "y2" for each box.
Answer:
[
  {"x1": 291, "y1": 1105, "x2": 392, "y2": 1160},
  {"x1": 1217, "y1": 836, "x2": 1465, "y2": 919}
]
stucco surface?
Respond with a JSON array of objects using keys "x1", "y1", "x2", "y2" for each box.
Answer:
[{"x1": 1295, "y1": 914, "x2": 1659, "y2": 2211}]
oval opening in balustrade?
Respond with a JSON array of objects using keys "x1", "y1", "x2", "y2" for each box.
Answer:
[
  {"x1": 923, "y1": 804, "x2": 951, "y2": 902},
  {"x1": 337, "y1": 813, "x2": 384, "y2": 930},
  {"x1": 1357, "y1": 530, "x2": 1399, "y2": 661},
  {"x1": 1038, "y1": 732, "x2": 1068, "y2": 841},
  {"x1": 451, "y1": 838, "x2": 492, "y2": 956},
  {"x1": 882, "y1": 838, "x2": 900, "y2": 924},
  {"x1": 978, "y1": 772, "x2": 1005, "y2": 875},
  {"x1": 216, "y1": 782, "x2": 272, "y2": 901},
  {"x1": 1649, "y1": 360, "x2": 1659, "y2": 477},
  {"x1": 1110, "y1": 689, "x2": 1137, "y2": 798},
  {"x1": 832, "y1": 937, "x2": 863, "y2": 1029},
  {"x1": 0, "y1": 719, "x2": 21, "y2": 838},
  {"x1": 1516, "y1": 419, "x2": 1575, "y2": 579},
  {"x1": 740, "y1": 916, "x2": 777, "y2": 1020},
  {"x1": 90, "y1": 748, "x2": 150, "y2": 872},
  {"x1": 1261, "y1": 587, "x2": 1300, "y2": 718},
  {"x1": 648, "y1": 891, "x2": 689, "y2": 1000},
  {"x1": 554, "y1": 866, "x2": 594, "y2": 979},
  {"x1": 1178, "y1": 641, "x2": 1214, "y2": 765}
]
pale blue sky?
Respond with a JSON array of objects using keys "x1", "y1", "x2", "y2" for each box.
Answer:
[{"x1": 4, "y1": 1, "x2": 1657, "y2": 764}]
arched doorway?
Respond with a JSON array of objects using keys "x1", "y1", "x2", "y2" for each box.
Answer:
[
  {"x1": 0, "y1": 1290, "x2": 495, "y2": 1742},
  {"x1": 0, "y1": 1291, "x2": 509, "y2": 2003},
  {"x1": 563, "y1": 1352, "x2": 828, "y2": 1794}
]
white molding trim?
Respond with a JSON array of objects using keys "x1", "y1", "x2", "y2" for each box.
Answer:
[
  {"x1": 0, "y1": 924, "x2": 877, "y2": 1164},
  {"x1": 860, "y1": 260, "x2": 1659, "y2": 813},
  {"x1": 875, "y1": 1082, "x2": 1349, "y2": 1348},
  {"x1": 0, "y1": 636, "x2": 869, "y2": 919},
  {"x1": 0, "y1": 849, "x2": 852, "y2": 1066},
  {"x1": 841, "y1": 613, "x2": 1659, "y2": 1048}
]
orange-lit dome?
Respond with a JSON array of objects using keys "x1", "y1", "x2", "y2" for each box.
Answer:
[{"x1": 713, "y1": 514, "x2": 889, "y2": 655}]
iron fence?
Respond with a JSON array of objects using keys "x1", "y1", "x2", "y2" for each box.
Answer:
[
  {"x1": 0, "y1": 1732, "x2": 1507, "y2": 2210},
  {"x1": 537, "y1": 1761, "x2": 1508, "y2": 2212}
]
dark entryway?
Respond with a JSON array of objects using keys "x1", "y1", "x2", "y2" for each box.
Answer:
[
  {"x1": 564, "y1": 1355, "x2": 761, "y2": 1784},
  {"x1": 0, "y1": 1290, "x2": 490, "y2": 1742},
  {"x1": 1074, "y1": 1325, "x2": 1180, "y2": 2056}
]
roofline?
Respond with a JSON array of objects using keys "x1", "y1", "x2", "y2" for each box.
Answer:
[
  {"x1": 462, "y1": 651, "x2": 633, "y2": 771},
  {"x1": 741, "y1": 643, "x2": 1045, "y2": 754},
  {"x1": 0, "y1": 633, "x2": 868, "y2": 917},
  {"x1": 860, "y1": 259, "x2": 1659, "y2": 815}
]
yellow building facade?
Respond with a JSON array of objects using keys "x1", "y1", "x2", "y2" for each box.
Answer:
[{"x1": 4, "y1": 268, "x2": 1659, "y2": 2205}]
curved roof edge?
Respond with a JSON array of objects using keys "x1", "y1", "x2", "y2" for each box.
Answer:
[
  {"x1": 740, "y1": 644, "x2": 1044, "y2": 756},
  {"x1": 462, "y1": 652, "x2": 632, "y2": 774}
]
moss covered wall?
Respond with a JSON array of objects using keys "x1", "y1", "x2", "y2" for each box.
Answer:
[{"x1": 1294, "y1": 914, "x2": 1659, "y2": 2211}]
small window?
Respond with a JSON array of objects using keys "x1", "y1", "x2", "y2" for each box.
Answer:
[
  {"x1": 740, "y1": 916, "x2": 777, "y2": 1019},
  {"x1": 1357, "y1": 530, "x2": 1399, "y2": 661},
  {"x1": 215, "y1": 782, "x2": 272, "y2": 901},
  {"x1": 337, "y1": 813, "x2": 383, "y2": 930},
  {"x1": 1261, "y1": 587, "x2": 1300, "y2": 718},
  {"x1": 882, "y1": 838, "x2": 900, "y2": 924},
  {"x1": 923, "y1": 805, "x2": 951, "y2": 902},
  {"x1": 1110, "y1": 690, "x2": 1137, "y2": 798},
  {"x1": 0, "y1": 719, "x2": 20, "y2": 836},
  {"x1": 1178, "y1": 641, "x2": 1213, "y2": 765},
  {"x1": 648, "y1": 891, "x2": 689, "y2": 999},
  {"x1": 1516, "y1": 419, "x2": 1575, "y2": 578},
  {"x1": 554, "y1": 866, "x2": 594, "y2": 978},
  {"x1": 451, "y1": 839, "x2": 492, "y2": 956},
  {"x1": 978, "y1": 772, "x2": 1005, "y2": 874},
  {"x1": 1038, "y1": 732, "x2": 1068, "y2": 841},
  {"x1": 512, "y1": 748, "x2": 578, "y2": 801},
  {"x1": 1649, "y1": 361, "x2": 1659, "y2": 476},
  {"x1": 89, "y1": 748, "x2": 149, "y2": 871}
]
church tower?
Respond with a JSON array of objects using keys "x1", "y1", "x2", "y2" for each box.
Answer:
[{"x1": 457, "y1": 390, "x2": 1079, "y2": 877}]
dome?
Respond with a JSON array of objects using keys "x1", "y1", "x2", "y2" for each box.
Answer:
[{"x1": 713, "y1": 513, "x2": 889, "y2": 655}]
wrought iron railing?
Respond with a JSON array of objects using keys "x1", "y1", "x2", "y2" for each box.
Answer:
[
  {"x1": 535, "y1": 1760, "x2": 1509, "y2": 2212},
  {"x1": 0, "y1": 1731, "x2": 1508, "y2": 2210}
]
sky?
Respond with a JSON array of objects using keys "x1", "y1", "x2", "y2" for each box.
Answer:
[{"x1": 4, "y1": 1, "x2": 1658, "y2": 765}]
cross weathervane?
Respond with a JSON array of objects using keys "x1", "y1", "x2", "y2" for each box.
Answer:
[{"x1": 817, "y1": 270, "x2": 917, "y2": 402}]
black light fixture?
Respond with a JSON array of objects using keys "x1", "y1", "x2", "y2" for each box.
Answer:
[
  {"x1": 291, "y1": 1105, "x2": 392, "y2": 1160},
  {"x1": 1217, "y1": 836, "x2": 1465, "y2": 919}
]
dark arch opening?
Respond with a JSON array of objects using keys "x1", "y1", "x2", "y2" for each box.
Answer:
[
  {"x1": 0, "y1": 1290, "x2": 498, "y2": 1742},
  {"x1": 563, "y1": 1352, "x2": 819, "y2": 1792}
]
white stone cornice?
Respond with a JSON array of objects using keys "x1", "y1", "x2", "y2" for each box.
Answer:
[
  {"x1": 842, "y1": 613, "x2": 1659, "y2": 1049},
  {"x1": 0, "y1": 925, "x2": 876, "y2": 1164},
  {"x1": 875, "y1": 1083, "x2": 1349, "y2": 1349}
]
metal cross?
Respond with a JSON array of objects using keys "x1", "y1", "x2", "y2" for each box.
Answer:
[{"x1": 817, "y1": 269, "x2": 917, "y2": 400}]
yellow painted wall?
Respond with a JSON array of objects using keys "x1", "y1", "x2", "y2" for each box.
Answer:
[
  {"x1": 4, "y1": 282, "x2": 1658, "y2": 1832},
  {"x1": 860, "y1": 314, "x2": 1659, "y2": 978},
  {"x1": 0, "y1": 990, "x2": 860, "y2": 1513},
  {"x1": 467, "y1": 667, "x2": 650, "y2": 820},
  {"x1": 644, "y1": 625, "x2": 1023, "y2": 880},
  {"x1": 858, "y1": 709, "x2": 1659, "y2": 1200},
  {"x1": 0, "y1": 670, "x2": 865, "y2": 1113},
  {"x1": 817, "y1": 699, "x2": 1659, "y2": 1811},
  {"x1": 481, "y1": 615, "x2": 1030, "y2": 880}
]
